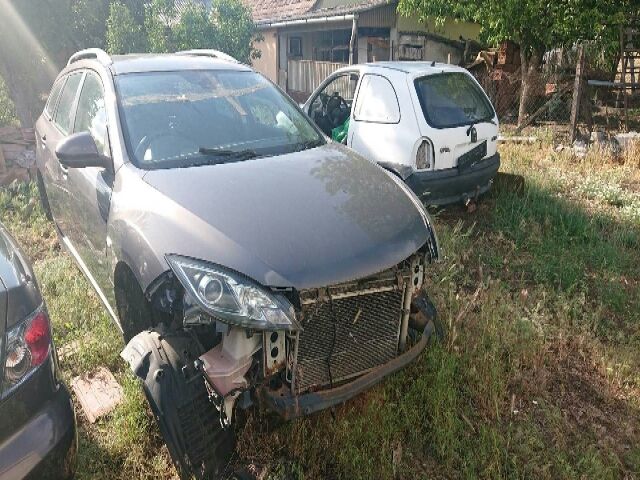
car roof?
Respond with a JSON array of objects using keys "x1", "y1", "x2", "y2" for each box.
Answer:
[
  {"x1": 343, "y1": 61, "x2": 467, "y2": 76},
  {"x1": 108, "y1": 54, "x2": 253, "y2": 75}
]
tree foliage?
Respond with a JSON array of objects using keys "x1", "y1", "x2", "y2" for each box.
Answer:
[
  {"x1": 397, "y1": 0, "x2": 629, "y2": 57},
  {"x1": 0, "y1": 0, "x2": 261, "y2": 127},
  {"x1": 397, "y1": 0, "x2": 631, "y2": 125},
  {"x1": 106, "y1": 0, "x2": 261, "y2": 63},
  {"x1": 107, "y1": 2, "x2": 147, "y2": 54}
]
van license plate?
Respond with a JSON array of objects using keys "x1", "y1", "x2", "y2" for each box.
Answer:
[{"x1": 457, "y1": 141, "x2": 487, "y2": 171}]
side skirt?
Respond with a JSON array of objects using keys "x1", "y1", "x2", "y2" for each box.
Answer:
[{"x1": 56, "y1": 228, "x2": 123, "y2": 333}]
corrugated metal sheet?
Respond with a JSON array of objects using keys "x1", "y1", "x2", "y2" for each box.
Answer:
[
  {"x1": 358, "y1": 4, "x2": 396, "y2": 28},
  {"x1": 288, "y1": 59, "x2": 347, "y2": 94}
]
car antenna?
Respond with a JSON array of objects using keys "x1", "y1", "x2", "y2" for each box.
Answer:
[{"x1": 431, "y1": 60, "x2": 436, "y2": 67}]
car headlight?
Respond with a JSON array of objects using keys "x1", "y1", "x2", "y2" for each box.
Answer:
[{"x1": 166, "y1": 255, "x2": 298, "y2": 331}]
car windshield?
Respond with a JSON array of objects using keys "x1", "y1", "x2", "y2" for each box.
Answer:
[
  {"x1": 116, "y1": 70, "x2": 324, "y2": 169},
  {"x1": 414, "y1": 72, "x2": 495, "y2": 128}
]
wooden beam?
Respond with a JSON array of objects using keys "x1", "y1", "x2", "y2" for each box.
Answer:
[
  {"x1": 514, "y1": 83, "x2": 572, "y2": 134},
  {"x1": 570, "y1": 44, "x2": 586, "y2": 143}
]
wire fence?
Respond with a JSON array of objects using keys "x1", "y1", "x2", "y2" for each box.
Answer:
[{"x1": 468, "y1": 43, "x2": 640, "y2": 140}]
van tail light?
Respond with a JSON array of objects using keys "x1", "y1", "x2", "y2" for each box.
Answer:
[
  {"x1": 416, "y1": 139, "x2": 434, "y2": 170},
  {"x1": 1, "y1": 308, "x2": 51, "y2": 397}
]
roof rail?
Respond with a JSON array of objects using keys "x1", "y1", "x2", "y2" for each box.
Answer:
[
  {"x1": 175, "y1": 49, "x2": 240, "y2": 64},
  {"x1": 67, "y1": 48, "x2": 112, "y2": 66}
]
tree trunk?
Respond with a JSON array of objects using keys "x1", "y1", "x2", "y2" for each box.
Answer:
[{"x1": 517, "y1": 48, "x2": 543, "y2": 128}]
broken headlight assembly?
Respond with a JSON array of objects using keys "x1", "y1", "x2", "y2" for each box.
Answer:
[{"x1": 166, "y1": 254, "x2": 298, "y2": 331}]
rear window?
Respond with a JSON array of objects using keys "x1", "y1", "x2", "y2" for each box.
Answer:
[{"x1": 414, "y1": 72, "x2": 494, "y2": 128}]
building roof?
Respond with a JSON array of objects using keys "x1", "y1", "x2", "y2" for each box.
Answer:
[{"x1": 172, "y1": 0, "x2": 395, "y2": 28}]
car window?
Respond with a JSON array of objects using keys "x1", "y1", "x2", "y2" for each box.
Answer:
[
  {"x1": 308, "y1": 73, "x2": 359, "y2": 136},
  {"x1": 116, "y1": 70, "x2": 323, "y2": 169},
  {"x1": 54, "y1": 72, "x2": 83, "y2": 134},
  {"x1": 74, "y1": 72, "x2": 109, "y2": 157},
  {"x1": 414, "y1": 72, "x2": 494, "y2": 128},
  {"x1": 44, "y1": 78, "x2": 66, "y2": 119},
  {"x1": 353, "y1": 74, "x2": 400, "y2": 124}
]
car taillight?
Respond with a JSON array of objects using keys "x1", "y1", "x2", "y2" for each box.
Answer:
[
  {"x1": 2, "y1": 308, "x2": 51, "y2": 397},
  {"x1": 416, "y1": 139, "x2": 434, "y2": 170}
]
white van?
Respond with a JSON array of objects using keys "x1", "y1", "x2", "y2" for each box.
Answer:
[{"x1": 303, "y1": 62, "x2": 500, "y2": 205}]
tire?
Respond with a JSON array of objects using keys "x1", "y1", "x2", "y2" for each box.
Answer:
[
  {"x1": 127, "y1": 327, "x2": 234, "y2": 479},
  {"x1": 36, "y1": 171, "x2": 53, "y2": 221}
]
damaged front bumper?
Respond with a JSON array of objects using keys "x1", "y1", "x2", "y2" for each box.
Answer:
[{"x1": 257, "y1": 320, "x2": 435, "y2": 419}]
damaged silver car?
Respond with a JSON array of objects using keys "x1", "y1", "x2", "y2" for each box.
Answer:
[{"x1": 35, "y1": 48, "x2": 440, "y2": 479}]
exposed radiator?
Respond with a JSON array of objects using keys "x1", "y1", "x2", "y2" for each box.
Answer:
[{"x1": 291, "y1": 287, "x2": 404, "y2": 393}]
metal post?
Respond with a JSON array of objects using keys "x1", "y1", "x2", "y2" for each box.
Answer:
[{"x1": 349, "y1": 15, "x2": 358, "y2": 65}]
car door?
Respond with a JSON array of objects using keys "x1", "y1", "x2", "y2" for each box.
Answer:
[
  {"x1": 303, "y1": 71, "x2": 359, "y2": 138},
  {"x1": 65, "y1": 70, "x2": 114, "y2": 288},
  {"x1": 349, "y1": 72, "x2": 423, "y2": 170},
  {"x1": 42, "y1": 71, "x2": 84, "y2": 235}
]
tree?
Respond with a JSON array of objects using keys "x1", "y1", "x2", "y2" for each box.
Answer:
[
  {"x1": 106, "y1": 2, "x2": 147, "y2": 54},
  {"x1": 173, "y1": 3, "x2": 216, "y2": 51},
  {"x1": 397, "y1": 0, "x2": 631, "y2": 126},
  {"x1": 210, "y1": 0, "x2": 262, "y2": 63},
  {"x1": 106, "y1": 0, "x2": 262, "y2": 62}
]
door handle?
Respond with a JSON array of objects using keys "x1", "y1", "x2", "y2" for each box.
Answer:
[{"x1": 40, "y1": 134, "x2": 47, "y2": 148}]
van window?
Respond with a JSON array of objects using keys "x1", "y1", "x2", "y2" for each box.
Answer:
[
  {"x1": 54, "y1": 72, "x2": 83, "y2": 134},
  {"x1": 74, "y1": 72, "x2": 109, "y2": 156},
  {"x1": 353, "y1": 74, "x2": 400, "y2": 123},
  {"x1": 44, "y1": 78, "x2": 65, "y2": 119},
  {"x1": 414, "y1": 72, "x2": 494, "y2": 128}
]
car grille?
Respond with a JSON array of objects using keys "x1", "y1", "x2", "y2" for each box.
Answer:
[{"x1": 292, "y1": 287, "x2": 404, "y2": 393}]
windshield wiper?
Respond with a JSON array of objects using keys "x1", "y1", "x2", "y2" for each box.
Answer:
[
  {"x1": 292, "y1": 138, "x2": 324, "y2": 152},
  {"x1": 195, "y1": 147, "x2": 258, "y2": 164},
  {"x1": 198, "y1": 147, "x2": 257, "y2": 158}
]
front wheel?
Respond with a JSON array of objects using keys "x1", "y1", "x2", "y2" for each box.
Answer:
[{"x1": 123, "y1": 327, "x2": 235, "y2": 479}]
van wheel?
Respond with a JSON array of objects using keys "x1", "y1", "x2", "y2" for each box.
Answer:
[
  {"x1": 123, "y1": 327, "x2": 234, "y2": 480},
  {"x1": 36, "y1": 171, "x2": 53, "y2": 221}
]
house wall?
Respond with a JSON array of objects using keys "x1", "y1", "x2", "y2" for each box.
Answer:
[
  {"x1": 252, "y1": 29, "x2": 278, "y2": 83},
  {"x1": 396, "y1": 16, "x2": 481, "y2": 42}
]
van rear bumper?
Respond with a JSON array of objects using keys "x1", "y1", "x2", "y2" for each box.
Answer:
[{"x1": 405, "y1": 153, "x2": 500, "y2": 206}]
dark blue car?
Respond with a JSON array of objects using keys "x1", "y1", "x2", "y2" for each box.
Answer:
[{"x1": 0, "y1": 223, "x2": 77, "y2": 479}]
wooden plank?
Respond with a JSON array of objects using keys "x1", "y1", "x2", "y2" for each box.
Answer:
[
  {"x1": 71, "y1": 367, "x2": 123, "y2": 423},
  {"x1": 514, "y1": 83, "x2": 572, "y2": 134},
  {"x1": 570, "y1": 44, "x2": 586, "y2": 143}
]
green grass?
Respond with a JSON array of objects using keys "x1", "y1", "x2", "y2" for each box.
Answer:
[{"x1": 0, "y1": 140, "x2": 639, "y2": 479}]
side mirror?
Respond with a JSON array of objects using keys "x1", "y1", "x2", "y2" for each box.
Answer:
[{"x1": 55, "y1": 132, "x2": 108, "y2": 169}]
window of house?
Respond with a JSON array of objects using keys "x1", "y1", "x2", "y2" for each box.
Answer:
[
  {"x1": 54, "y1": 72, "x2": 83, "y2": 134},
  {"x1": 353, "y1": 74, "x2": 400, "y2": 123},
  {"x1": 289, "y1": 37, "x2": 302, "y2": 57},
  {"x1": 74, "y1": 72, "x2": 109, "y2": 157}
]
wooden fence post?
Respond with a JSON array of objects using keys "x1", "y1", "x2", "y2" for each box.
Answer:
[{"x1": 570, "y1": 44, "x2": 586, "y2": 143}]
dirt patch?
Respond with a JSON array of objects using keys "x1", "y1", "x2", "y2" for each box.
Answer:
[{"x1": 534, "y1": 337, "x2": 639, "y2": 469}]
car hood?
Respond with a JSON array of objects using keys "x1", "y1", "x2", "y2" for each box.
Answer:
[{"x1": 141, "y1": 143, "x2": 432, "y2": 289}]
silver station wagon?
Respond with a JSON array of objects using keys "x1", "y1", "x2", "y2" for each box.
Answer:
[{"x1": 35, "y1": 48, "x2": 440, "y2": 479}]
